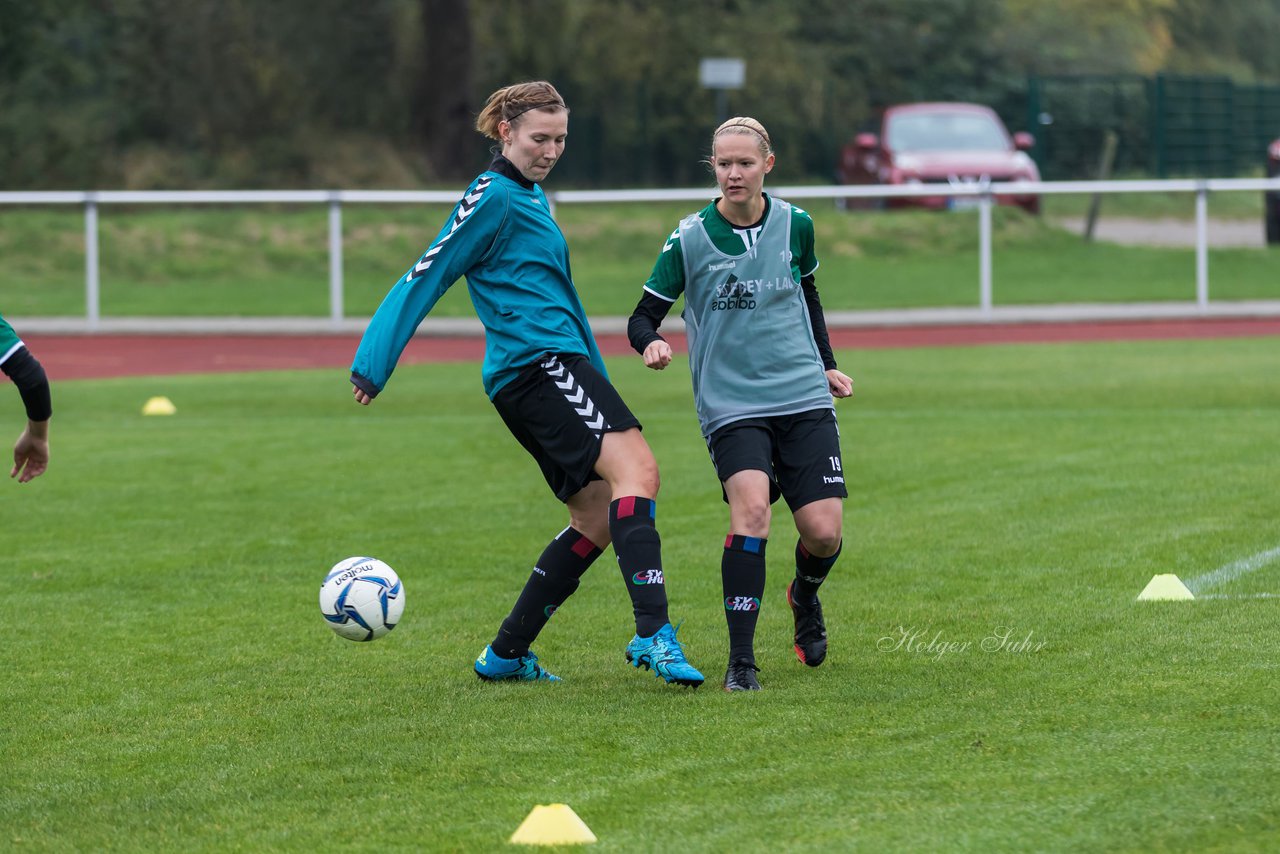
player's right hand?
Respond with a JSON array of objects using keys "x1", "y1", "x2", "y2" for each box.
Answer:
[
  {"x1": 643, "y1": 340, "x2": 673, "y2": 371},
  {"x1": 11, "y1": 426, "x2": 49, "y2": 483}
]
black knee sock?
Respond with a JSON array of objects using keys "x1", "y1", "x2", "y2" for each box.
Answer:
[
  {"x1": 793, "y1": 538, "x2": 842, "y2": 605},
  {"x1": 723, "y1": 534, "x2": 767, "y2": 663},
  {"x1": 491, "y1": 527, "x2": 603, "y2": 658},
  {"x1": 609, "y1": 496, "x2": 669, "y2": 637}
]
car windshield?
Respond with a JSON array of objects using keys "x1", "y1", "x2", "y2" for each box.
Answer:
[{"x1": 886, "y1": 111, "x2": 1009, "y2": 153}]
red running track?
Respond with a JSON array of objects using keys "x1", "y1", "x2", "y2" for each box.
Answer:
[{"x1": 17, "y1": 318, "x2": 1280, "y2": 381}]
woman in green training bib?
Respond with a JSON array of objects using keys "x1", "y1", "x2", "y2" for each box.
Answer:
[{"x1": 627, "y1": 116, "x2": 854, "y2": 691}]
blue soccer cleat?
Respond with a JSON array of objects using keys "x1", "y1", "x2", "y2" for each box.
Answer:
[
  {"x1": 474, "y1": 645, "x2": 561, "y2": 682},
  {"x1": 624, "y1": 622, "x2": 704, "y2": 687}
]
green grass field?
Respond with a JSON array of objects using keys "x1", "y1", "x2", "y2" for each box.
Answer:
[
  {"x1": 4, "y1": 337, "x2": 1279, "y2": 851},
  {"x1": 1, "y1": 195, "x2": 1275, "y2": 319}
]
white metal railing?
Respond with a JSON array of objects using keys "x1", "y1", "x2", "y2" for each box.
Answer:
[{"x1": 1, "y1": 178, "x2": 1277, "y2": 330}]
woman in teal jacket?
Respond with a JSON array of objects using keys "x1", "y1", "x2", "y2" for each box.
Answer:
[{"x1": 351, "y1": 81, "x2": 702, "y2": 688}]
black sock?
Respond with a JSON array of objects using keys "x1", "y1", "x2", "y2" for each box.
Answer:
[
  {"x1": 723, "y1": 534, "x2": 767, "y2": 663},
  {"x1": 491, "y1": 527, "x2": 603, "y2": 658},
  {"x1": 609, "y1": 496, "x2": 669, "y2": 637},
  {"x1": 793, "y1": 538, "x2": 841, "y2": 605}
]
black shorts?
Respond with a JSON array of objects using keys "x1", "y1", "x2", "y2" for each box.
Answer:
[
  {"x1": 492, "y1": 353, "x2": 641, "y2": 502},
  {"x1": 706, "y1": 408, "x2": 847, "y2": 512}
]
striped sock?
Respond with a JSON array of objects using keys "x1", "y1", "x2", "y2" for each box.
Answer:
[
  {"x1": 491, "y1": 527, "x2": 603, "y2": 658},
  {"x1": 793, "y1": 538, "x2": 841, "y2": 605},
  {"x1": 610, "y1": 496, "x2": 670, "y2": 637},
  {"x1": 723, "y1": 534, "x2": 767, "y2": 663}
]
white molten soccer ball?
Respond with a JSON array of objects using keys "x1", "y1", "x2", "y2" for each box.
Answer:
[{"x1": 319, "y1": 557, "x2": 405, "y2": 641}]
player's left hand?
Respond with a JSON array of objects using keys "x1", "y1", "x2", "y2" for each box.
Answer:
[{"x1": 826, "y1": 369, "x2": 853, "y2": 398}]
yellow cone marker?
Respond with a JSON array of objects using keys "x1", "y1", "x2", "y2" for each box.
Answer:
[
  {"x1": 1137, "y1": 573, "x2": 1194, "y2": 601},
  {"x1": 142, "y1": 396, "x2": 176, "y2": 416},
  {"x1": 509, "y1": 804, "x2": 597, "y2": 846}
]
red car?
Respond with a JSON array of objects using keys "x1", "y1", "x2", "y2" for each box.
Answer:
[
  {"x1": 1266, "y1": 136, "x2": 1279, "y2": 245},
  {"x1": 837, "y1": 102, "x2": 1041, "y2": 213}
]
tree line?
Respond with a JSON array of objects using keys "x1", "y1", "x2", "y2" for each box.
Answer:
[{"x1": 1, "y1": 0, "x2": 1277, "y2": 189}]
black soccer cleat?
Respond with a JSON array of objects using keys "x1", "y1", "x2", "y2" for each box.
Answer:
[
  {"x1": 723, "y1": 658, "x2": 761, "y2": 692},
  {"x1": 786, "y1": 580, "x2": 828, "y2": 667}
]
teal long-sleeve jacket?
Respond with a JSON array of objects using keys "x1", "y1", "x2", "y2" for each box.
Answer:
[{"x1": 351, "y1": 156, "x2": 607, "y2": 400}]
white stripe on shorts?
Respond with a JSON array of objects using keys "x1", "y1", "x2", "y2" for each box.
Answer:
[{"x1": 540, "y1": 356, "x2": 609, "y2": 439}]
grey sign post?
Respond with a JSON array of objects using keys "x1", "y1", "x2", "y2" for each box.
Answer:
[{"x1": 699, "y1": 58, "x2": 745, "y2": 123}]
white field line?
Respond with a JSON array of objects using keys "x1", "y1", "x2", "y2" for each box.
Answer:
[{"x1": 1185, "y1": 545, "x2": 1280, "y2": 595}]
